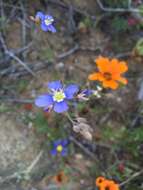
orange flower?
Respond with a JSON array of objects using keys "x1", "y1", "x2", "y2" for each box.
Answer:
[
  {"x1": 53, "y1": 171, "x2": 68, "y2": 186},
  {"x1": 96, "y1": 177, "x2": 120, "y2": 190},
  {"x1": 104, "y1": 180, "x2": 120, "y2": 190},
  {"x1": 108, "y1": 181, "x2": 120, "y2": 190},
  {"x1": 88, "y1": 56, "x2": 128, "y2": 89},
  {"x1": 23, "y1": 103, "x2": 33, "y2": 111},
  {"x1": 96, "y1": 176, "x2": 106, "y2": 186}
]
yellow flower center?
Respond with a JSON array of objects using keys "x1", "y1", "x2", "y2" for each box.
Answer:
[
  {"x1": 53, "y1": 91, "x2": 66, "y2": 102},
  {"x1": 44, "y1": 18, "x2": 53, "y2": 26},
  {"x1": 57, "y1": 145, "x2": 63, "y2": 152}
]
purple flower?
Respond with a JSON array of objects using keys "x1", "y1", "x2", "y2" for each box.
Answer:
[
  {"x1": 35, "y1": 80, "x2": 79, "y2": 113},
  {"x1": 35, "y1": 11, "x2": 56, "y2": 33},
  {"x1": 81, "y1": 89, "x2": 93, "y2": 96},
  {"x1": 77, "y1": 89, "x2": 93, "y2": 101},
  {"x1": 50, "y1": 139, "x2": 69, "y2": 156}
]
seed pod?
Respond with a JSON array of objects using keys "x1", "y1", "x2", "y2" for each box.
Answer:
[
  {"x1": 73, "y1": 117, "x2": 93, "y2": 141},
  {"x1": 73, "y1": 125, "x2": 81, "y2": 133},
  {"x1": 81, "y1": 130, "x2": 92, "y2": 141},
  {"x1": 76, "y1": 117, "x2": 87, "y2": 123}
]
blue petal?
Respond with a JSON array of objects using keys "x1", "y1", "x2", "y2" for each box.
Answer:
[
  {"x1": 61, "y1": 139, "x2": 69, "y2": 146},
  {"x1": 61, "y1": 148, "x2": 68, "y2": 156},
  {"x1": 47, "y1": 24, "x2": 56, "y2": 33},
  {"x1": 54, "y1": 101, "x2": 68, "y2": 113},
  {"x1": 35, "y1": 94, "x2": 53, "y2": 107},
  {"x1": 36, "y1": 11, "x2": 45, "y2": 20},
  {"x1": 48, "y1": 81, "x2": 62, "y2": 91},
  {"x1": 41, "y1": 22, "x2": 49, "y2": 32},
  {"x1": 50, "y1": 148, "x2": 57, "y2": 156},
  {"x1": 81, "y1": 89, "x2": 93, "y2": 96},
  {"x1": 64, "y1": 84, "x2": 79, "y2": 99},
  {"x1": 45, "y1": 15, "x2": 54, "y2": 20},
  {"x1": 53, "y1": 139, "x2": 62, "y2": 146}
]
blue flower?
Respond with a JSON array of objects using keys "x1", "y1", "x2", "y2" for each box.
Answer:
[
  {"x1": 50, "y1": 139, "x2": 69, "y2": 156},
  {"x1": 35, "y1": 11, "x2": 56, "y2": 33},
  {"x1": 35, "y1": 80, "x2": 79, "y2": 113}
]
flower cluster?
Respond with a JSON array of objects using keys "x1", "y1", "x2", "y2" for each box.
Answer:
[
  {"x1": 33, "y1": 11, "x2": 130, "y2": 186},
  {"x1": 35, "y1": 80, "x2": 94, "y2": 113},
  {"x1": 96, "y1": 177, "x2": 120, "y2": 190}
]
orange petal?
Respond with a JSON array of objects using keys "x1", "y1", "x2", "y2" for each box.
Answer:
[
  {"x1": 110, "y1": 59, "x2": 128, "y2": 74},
  {"x1": 118, "y1": 61, "x2": 128, "y2": 73},
  {"x1": 99, "y1": 185, "x2": 107, "y2": 190},
  {"x1": 108, "y1": 59, "x2": 128, "y2": 76},
  {"x1": 107, "y1": 181, "x2": 120, "y2": 190},
  {"x1": 53, "y1": 171, "x2": 68, "y2": 186},
  {"x1": 95, "y1": 56, "x2": 111, "y2": 73},
  {"x1": 88, "y1": 73, "x2": 104, "y2": 81},
  {"x1": 102, "y1": 80, "x2": 119, "y2": 90},
  {"x1": 117, "y1": 77, "x2": 128, "y2": 84},
  {"x1": 98, "y1": 180, "x2": 111, "y2": 190},
  {"x1": 110, "y1": 184, "x2": 120, "y2": 190},
  {"x1": 110, "y1": 59, "x2": 120, "y2": 73},
  {"x1": 96, "y1": 177, "x2": 106, "y2": 186}
]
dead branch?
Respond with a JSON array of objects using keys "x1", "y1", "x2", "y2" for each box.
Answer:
[
  {"x1": 120, "y1": 168, "x2": 143, "y2": 187},
  {"x1": 0, "y1": 97, "x2": 33, "y2": 104},
  {"x1": 69, "y1": 135, "x2": 98, "y2": 161},
  {"x1": 96, "y1": 0, "x2": 143, "y2": 13},
  {"x1": 0, "y1": 33, "x2": 36, "y2": 77},
  {"x1": 57, "y1": 44, "x2": 79, "y2": 59},
  {"x1": 0, "y1": 150, "x2": 43, "y2": 184},
  {"x1": 57, "y1": 43, "x2": 103, "y2": 59},
  {"x1": 47, "y1": 0, "x2": 96, "y2": 20}
]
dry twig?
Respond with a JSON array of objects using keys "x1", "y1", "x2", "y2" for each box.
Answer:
[
  {"x1": 120, "y1": 168, "x2": 143, "y2": 187},
  {"x1": 96, "y1": 0, "x2": 143, "y2": 13},
  {"x1": 0, "y1": 97, "x2": 33, "y2": 104},
  {"x1": 57, "y1": 43, "x2": 103, "y2": 59},
  {"x1": 47, "y1": 0, "x2": 96, "y2": 20},
  {"x1": 0, "y1": 150, "x2": 43, "y2": 184},
  {"x1": 69, "y1": 135, "x2": 97, "y2": 161},
  {"x1": 0, "y1": 33, "x2": 36, "y2": 77}
]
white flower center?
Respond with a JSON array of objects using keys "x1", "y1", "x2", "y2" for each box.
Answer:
[
  {"x1": 53, "y1": 91, "x2": 66, "y2": 102},
  {"x1": 44, "y1": 18, "x2": 54, "y2": 26}
]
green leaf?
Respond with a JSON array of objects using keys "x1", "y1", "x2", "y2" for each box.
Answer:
[
  {"x1": 33, "y1": 112, "x2": 49, "y2": 133},
  {"x1": 112, "y1": 17, "x2": 128, "y2": 32}
]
